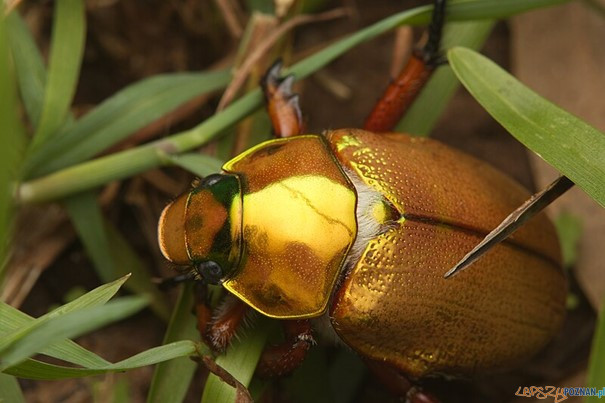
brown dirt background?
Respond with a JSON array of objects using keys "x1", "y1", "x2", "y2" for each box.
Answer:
[{"x1": 7, "y1": 0, "x2": 605, "y2": 402}]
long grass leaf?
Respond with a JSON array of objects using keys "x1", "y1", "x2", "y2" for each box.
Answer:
[
  {"x1": 26, "y1": 71, "x2": 231, "y2": 178},
  {"x1": 163, "y1": 153, "x2": 224, "y2": 178},
  {"x1": 0, "y1": 373, "x2": 25, "y2": 403},
  {"x1": 0, "y1": 302, "x2": 109, "y2": 367},
  {"x1": 0, "y1": 296, "x2": 148, "y2": 370},
  {"x1": 5, "y1": 12, "x2": 46, "y2": 128},
  {"x1": 64, "y1": 193, "x2": 170, "y2": 319},
  {"x1": 0, "y1": 6, "x2": 26, "y2": 285},
  {"x1": 147, "y1": 284, "x2": 198, "y2": 403},
  {"x1": 64, "y1": 192, "x2": 116, "y2": 282},
  {"x1": 3, "y1": 341, "x2": 197, "y2": 380},
  {"x1": 18, "y1": 0, "x2": 572, "y2": 204},
  {"x1": 586, "y1": 299, "x2": 605, "y2": 403},
  {"x1": 104, "y1": 221, "x2": 170, "y2": 320},
  {"x1": 448, "y1": 47, "x2": 605, "y2": 207},
  {"x1": 202, "y1": 317, "x2": 275, "y2": 403},
  {"x1": 30, "y1": 0, "x2": 85, "y2": 148},
  {"x1": 0, "y1": 275, "x2": 129, "y2": 354}
]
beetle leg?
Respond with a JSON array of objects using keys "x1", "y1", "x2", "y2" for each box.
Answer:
[
  {"x1": 193, "y1": 282, "x2": 216, "y2": 348},
  {"x1": 364, "y1": 0, "x2": 447, "y2": 132},
  {"x1": 261, "y1": 60, "x2": 305, "y2": 138},
  {"x1": 256, "y1": 319, "x2": 314, "y2": 377},
  {"x1": 204, "y1": 294, "x2": 250, "y2": 352}
]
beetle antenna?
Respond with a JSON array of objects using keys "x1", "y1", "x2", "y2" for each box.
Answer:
[{"x1": 155, "y1": 271, "x2": 196, "y2": 290}]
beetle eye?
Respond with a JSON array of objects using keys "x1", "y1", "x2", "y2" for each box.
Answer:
[{"x1": 196, "y1": 260, "x2": 223, "y2": 285}]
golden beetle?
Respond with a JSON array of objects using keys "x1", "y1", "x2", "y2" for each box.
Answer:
[{"x1": 157, "y1": 1, "x2": 566, "y2": 400}]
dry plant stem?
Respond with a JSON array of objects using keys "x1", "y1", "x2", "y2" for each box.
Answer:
[
  {"x1": 200, "y1": 355, "x2": 253, "y2": 403},
  {"x1": 3, "y1": 0, "x2": 22, "y2": 16},
  {"x1": 216, "y1": 7, "x2": 349, "y2": 111},
  {"x1": 105, "y1": 93, "x2": 214, "y2": 154},
  {"x1": 390, "y1": 26, "x2": 414, "y2": 79},
  {"x1": 18, "y1": 5, "x2": 439, "y2": 204},
  {"x1": 445, "y1": 175, "x2": 575, "y2": 278},
  {"x1": 2, "y1": 183, "x2": 120, "y2": 307},
  {"x1": 313, "y1": 70, "x2": 352, "y2": 100},
  {"x1": 213, "y1": 0, "x2": 245, "y2": 38}
]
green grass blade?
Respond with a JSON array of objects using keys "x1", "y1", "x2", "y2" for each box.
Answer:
[
  {"x1": 201, "y1": 317, "x2": 275, "y2": 403},
  {"x1": 30, "y1": 0, "x2": 85, "y2": 148},
  {"x1": 64, "y1": 192, "x2": 116, "y2": 282},
  {"x1": 26, "y1": 70, "x2": 231, "y2": 178},
  {"x1": 64, "y1": 192, "x2": 170, "y2": 319},
  {"x1": 284, "y1": 347, "x2": 332, "y2": 403},
  {"x1": 148, "y1": 284, "x2": 198, "y2": 403},
  {"x1": 0, "y1": 296, "x2": 148, "y2": 370},
  {"x1": 0, "y1": 275, "x2": 129, "y2": 354},
  {"x1": 0, "y1": 302, "x2": 109, "y2": 367},
  {"x1": 0, "y1": 7, "x2": 26, "y2": 286},
  {"x1": 448, "y1": 47, "x2": 605, "y2": 207},
  {"x1": 17, "y1": 0, "x2": 573, "y2": 205},
  {"x1": 397, "y1": 20, "x2": 494, "y2": 136},
  {"x1": 0, "y1": 373, "x2": 25, "y2": 403},
  {"x1": 164, "y1": 153, "x2": 224, "y2": 178},
  {"x1": 554, "y1": 211, "x2": 583, "y2": 269},
  {"x1": 4, "y1": 340, "x2": 197, "y2": 380},
  {"x1": 104, "y1": 221, "x2": 170, "y2": 320},
  {"x1": 5, "y1": 12, "x2": 46, "y2": 128},
  {"x1": 587, "y1": 297, "x2": 605, "y2": 403}
]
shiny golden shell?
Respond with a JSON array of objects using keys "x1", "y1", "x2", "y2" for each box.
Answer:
[{"x1": 327, "y1": 129, "x2": 566, "y2": 378}]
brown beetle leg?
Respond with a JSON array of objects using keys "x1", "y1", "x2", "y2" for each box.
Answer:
[
  {"x1": 363, "y1": 55, "x2": 435, "y2": 132},
  {"x1": 261, "y1": 60, "x2": 305, "y2": 138},
  {"x1": 205, "y1": 294, "x2": 250, "y2": 352},
  {"x1": 364, "y1": 0, "x2": 447, "y2": 132},
  {"x1": 193, "y1": 282, "x2": 216, "y2": 348},
  {"x1": 256, "y1": 319, "x2": 314, "y2": 377}
]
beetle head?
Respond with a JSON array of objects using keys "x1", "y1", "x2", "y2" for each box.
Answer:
[{"x1": 158, "y1": 173, "x2": 242, "y2": 285}]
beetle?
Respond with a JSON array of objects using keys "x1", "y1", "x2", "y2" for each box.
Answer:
[{"x1": 157, "y1": 0, "x2": 566, "y2": 400}]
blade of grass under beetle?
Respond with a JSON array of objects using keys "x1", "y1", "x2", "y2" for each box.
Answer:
[
  {"x1": 553, "y1": 211, "x2": 583, "y2": 269},
  {"x1": 284, "y1": 347, "x2": 332, "y2": 403},
  {"x1": 586, "y1": 297, "x2": 605, "y2": 403},
  {"x1": 26, "y1": 70, "x2": 231, "y2": 179},
  {"x1": 448, "y1": 47, "x2": 605, "y2": 208},
  {"x1": 0, "y1": 302, "x2": 110, "y2": 368},
  {"x1": 0, "y1": 373, "x2": 25, "y2": 403},
  {"x1": 29, "y1": 0, "x2": 85, "y2": 149},
  {"x1": 0, "y1": 274, "x2": 129, "y2": 354},
  {"x1": 163, "y1": 153, "x2": 225, "y2": 178},
  {"x1": 397, "y1": 20, "x2": 494, "y2": 136},
  {"x1": 104, "y1": 221, "x2": 171, "y2": 321},
  {"x1": 148, "y1": 283, "x2": 199, "y2": 403},
  {"x1": 0, "y1": 8, "x2": 26, "y2": 286},
  {"x1": 202, "y1": 316, "x2": 276, "y2": 403},
  {"x1": 0, "y1": 295, "x2": 148, "y2": 371},
  {"x1": 4, "y1": 340, "x2": 197, "y2": 380},
  {"x1": 329, "y1": 349, "x2": 366, "y2": 403},
  {"x1": 17, "y1": 0, "x2": 572, "y2": 205},
  {"x1": 64, "y1": 191, "x2": 117, "y2": 282},
  {"x1": 5, "y1": 12, "x2": 46, "y2": 129}
]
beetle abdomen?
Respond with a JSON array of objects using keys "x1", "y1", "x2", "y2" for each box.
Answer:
[{"x1": 326, "y1": 129, "x2": 566, "y2": 378}]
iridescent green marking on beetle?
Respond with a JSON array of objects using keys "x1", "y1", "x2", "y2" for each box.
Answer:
[{"x1": 334, "y1": 134, "x2": 362, "y2": 152}]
